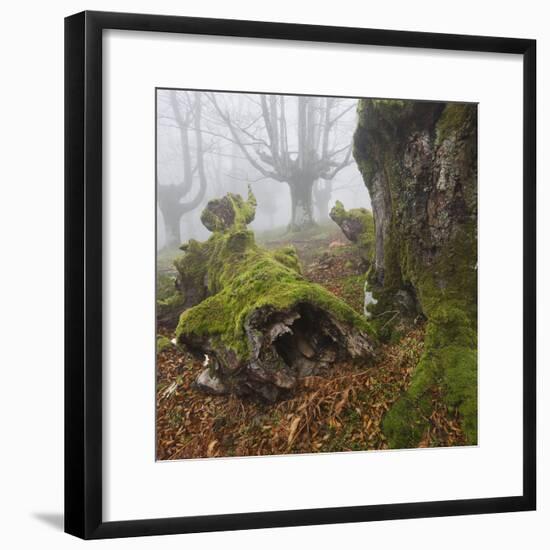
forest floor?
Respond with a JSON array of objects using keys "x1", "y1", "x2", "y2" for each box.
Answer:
[{"x1": 156, "y1": 223, "x2": 466, "y2": 460}]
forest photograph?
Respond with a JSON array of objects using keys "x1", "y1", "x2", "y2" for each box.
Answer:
[{"x1": 155, "y1": 89, "x2": 478, "y2": 460}]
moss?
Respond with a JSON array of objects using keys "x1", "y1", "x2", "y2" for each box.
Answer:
[
  {"x1": 329, "y1": 200, "x2": 375, "y2": 261},
  {"x1": 338, "y1": 274, "x2": 366, "y2": 314},
  {"x1": 177, "y1": 233, "x2": 373, "y2": 362},
  {"x1": 157, "y1": 255, "x2": 188, "y2": 328},
  {"x1": 340, "y1": 274, "x2": 365, "y2": 299},
  {"x1": 156, "y1": 335, "x2": 172, "y2": 354},
  {"x1": 200, "y1": 186, "x2": 256, "y2": 232},
  {"x1": 157, "y1": 272, "x2": 177, "y2": 302},
  {"x1": 383, "y1": 226, "x2": 477, "y2": 447},
  {"x1": 383, "y1": 317, "x2": 477, "y2": 447},
  {"x1": 157, "y1": 292, "x2": 186, "y2": 321},
  {"x1": 176, "y1": 190, "x2": 374, "y2": 368},
  {"x1": 382, "y1": 223, "x2": 404, "y2": 293},
  {"x1": 270, "y1": 245, "x2": 301, "y2": 274},
  {"x1": 435, "y1": 103, "x2": 474, "y2": 146},
  {"x1": 174, "y1": 239, "x2": 209, "y2": 284}
]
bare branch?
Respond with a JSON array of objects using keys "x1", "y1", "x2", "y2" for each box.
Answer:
[{"x1": 206, "y1": 93, "x2": 283, "y2": 181}]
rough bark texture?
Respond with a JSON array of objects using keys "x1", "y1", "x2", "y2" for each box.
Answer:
[
  {"x1": 174, "y1": 189, "x2": 376, "y2": 401},
  {"x1": 353, "y1": 99, "x2": 478, "y2": 447}
]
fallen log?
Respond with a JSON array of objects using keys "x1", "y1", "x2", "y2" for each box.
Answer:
[{"x1": 175, "y1": 189, "x2": 376, "y2": 401}]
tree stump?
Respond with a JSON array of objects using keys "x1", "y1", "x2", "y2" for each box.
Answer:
[{"x1": 174, "y1": 188, "x2": 376, "y2": 401}]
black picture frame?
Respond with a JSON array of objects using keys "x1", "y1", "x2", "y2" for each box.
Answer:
[{"x1": 65, "y1": 10, "x2": 537, "y2": 540}]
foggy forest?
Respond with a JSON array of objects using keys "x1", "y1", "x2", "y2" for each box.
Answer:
[{"x1": 156, "y1": 90, "x2": 478, "y2": 459}]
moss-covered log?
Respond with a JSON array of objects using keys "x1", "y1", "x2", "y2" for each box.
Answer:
[
  {"x1": 174, "y1": 188, "x2": 376, "y2": 401},
  {"x1": 354, "y1": 99, "x2": 478, "y2": 446}
]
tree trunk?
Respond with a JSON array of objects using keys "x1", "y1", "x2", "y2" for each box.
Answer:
[
  {"x1": 314, "y1": 180, "x2": 332, "y2": 222},
  {"x1": 164, "y1": 214, "x2": 181, "y2": 248},
  {"x1": 158, "y1": 185, "x2": 184, "y2": 248},
  {"x1": 288, "y1": 177, "x2": 315, "y2": 231},
  {"x1": 354, "y1": 99, "x2": 478, "y2": 447},
  {"x1": 316, "y1": 197, "x2": 329, "y2": 222}
]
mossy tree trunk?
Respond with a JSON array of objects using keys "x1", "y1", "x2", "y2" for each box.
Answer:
[{"x1": 353, "y1": 99, "x2": 478, "y2": 447}]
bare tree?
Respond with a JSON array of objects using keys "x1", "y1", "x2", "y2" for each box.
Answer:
[
  {"x1": 207, "y1": 94, "x2": 355, "y2": 231},
  {"x1": 313, "y1": 179, "x2": 333, "y2": 221},
  {"x1": 157, "y1": 91, "x2": 208, "y2": 248}
]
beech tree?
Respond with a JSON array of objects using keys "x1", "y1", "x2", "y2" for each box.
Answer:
[
  {"x1": 207, "y1": 94, "x2": 355, "y2": 231},
  {"x1": 313, "y1": 179, "x2": 333, "y2": 221},
  {"x1": 157, "y1": 91, "x2": 208, "y2": 247}
]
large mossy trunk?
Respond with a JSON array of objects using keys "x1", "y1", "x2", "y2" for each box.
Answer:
[
  {"x1": 174, "y1": 188, "x2": 376, "y2": 401},
  {"x1": 353, "y1": 99, "x2": 478, "y2": 447}
]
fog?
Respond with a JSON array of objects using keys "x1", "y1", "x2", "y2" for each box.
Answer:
[{"x1": 156, "y1": 90, "x2": 371, "y2": 249}]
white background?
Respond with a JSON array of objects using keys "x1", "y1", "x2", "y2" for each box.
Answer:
[
  {"x1": 0, "y1": 0, "x2": 547, "y2": 548},
  {"x1": 103, "y1": 30, "x2": 523, "y2": 521}
]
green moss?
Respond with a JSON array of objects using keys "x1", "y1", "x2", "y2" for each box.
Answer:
[
  {"x1": 176, "y1": 191, "x2": 374, "y2": 368},
  {"x1": 157, "y1": 272, "x2": 177, "y2": 302},
  {"x1": 200, "y1": 186, "x2": 257, "y2": 232},
  {"x1": 435, "y1": 103, "x2": 474, "y2": 145},
  {"x1": 157, "y1": 292, "x2": 186, "y2": 321},
  {"x1": 339, "y1": 274, "x2": 366, "y2": 314},
  {"x1": 383, "y1": 315, "x2": 477, "y2": 447},
  {"x1": 382, "y1": 223, "x2": 404, "y2": 293},
  {"x1": 383, "y1": 226, "x2": 478, "y2": 447},
  {"x1": 157, "y1": 256, "x2": 188, "y2": 327},
  {"x1": 330, "y1": 200, "x2": 375, "y2": 262},
  {"x1": 177, "y1": 232, "x2": 373, "y2": 362},
  {"x1": 270, "y1": 245, "x2": 301, "y2": 274},
  {"x1": 354, "y1": 99, "x2": 478, "y2": 447},
  {"x1": 156, "y1": 335, "x2": 172, "y2": 354},
  {"x1": 174, "y1": 239, "x2": 209, "y2": 286}
]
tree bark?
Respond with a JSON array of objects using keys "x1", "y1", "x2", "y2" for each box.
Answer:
[
  {"x1": 158, "y1": 185, "x2": 184, "y2": 248},
  {"x1": 313, "y1": 179, "x2": 332, "y2": 221},
  {"x1": 353, "y1": 99, "x2": 478, "y2": 447},
  {"x1": 288, "y1": 177, "x2": 315, "y2": 231}
]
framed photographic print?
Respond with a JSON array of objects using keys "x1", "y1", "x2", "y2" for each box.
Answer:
[{"x1": 65, "y1": 10, "x2": 536, "y2": 539}]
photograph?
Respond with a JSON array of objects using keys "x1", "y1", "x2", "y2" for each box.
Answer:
[
  {"x1": 0, "y1": 0, "x2": 542, "y2": 545},
  {"x1": 155, "y1": 90, "x2": 478, "y2": 460}
]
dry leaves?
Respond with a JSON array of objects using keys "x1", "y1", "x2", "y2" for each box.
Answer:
[{"x1": 154, "y1": 324, "x2": 461, "y2": 460}]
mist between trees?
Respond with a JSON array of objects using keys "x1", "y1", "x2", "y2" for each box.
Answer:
[{"x1": 156, "y1": 89, "x2": 371, "y2": 248}]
